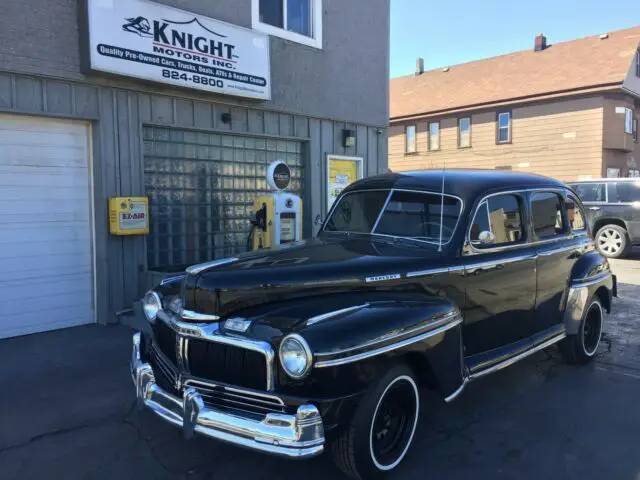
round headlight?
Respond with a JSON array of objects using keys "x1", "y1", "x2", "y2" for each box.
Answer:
[
  {"x1": 143, "y1": 291, "x2": 162, "y2": 322},
  {"x1": 279, "y1": 334, "x2": 312, "y2": 379}
]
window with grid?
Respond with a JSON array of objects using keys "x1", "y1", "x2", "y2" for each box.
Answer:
[{"x1": 143, "y1": 127, "x2": 304, "y2": 271}]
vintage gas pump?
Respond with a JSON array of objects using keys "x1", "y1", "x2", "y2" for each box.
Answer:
[{"x1": 249, "y1": 160, "x2": 303, "y2": 250}]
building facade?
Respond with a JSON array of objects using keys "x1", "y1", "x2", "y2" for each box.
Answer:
[
  {"x1": 389, "y1": 28, "x2": 640, "y2": 181},
  {"x1": 0, "y1": 0, "x2": 390, "y2": 338}
]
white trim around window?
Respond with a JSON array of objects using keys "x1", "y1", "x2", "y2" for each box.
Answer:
[{"x1": 252, "y1": 0, "x2": 323, "y2": 49}]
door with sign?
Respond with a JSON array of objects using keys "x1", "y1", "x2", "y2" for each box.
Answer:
[{"x1": 327, "y1": 155, "x2": 363, "y2": 211}]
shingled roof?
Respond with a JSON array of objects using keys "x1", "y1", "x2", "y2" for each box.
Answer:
[{"x1": 390, "y1": 25, "x2": 640, "y2": 121}]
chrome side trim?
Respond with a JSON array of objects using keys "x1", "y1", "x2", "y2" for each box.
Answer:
[
  {"x1": 186, "y1": 257, "x2": 238, "y2": 275},
  {"x1": 406, "y1": 267, "x2": 450, "y2": 278},
  {"x1": 444, "y1": 377, "x2": 468, "y2": 403},
  {"x1": 157, "y1": 311, "x2": 275, "y2": 391},
  {"x1": 314, "y1": 313, "x2": 462, "y2": 368},
  {"x1": 469, "y1": 333, "x2": 566, "y2": 380},
  {"x1": 306, "y1": 304, "x2": 370, "y2": 326},
  {"x1": 181, "y1": 310, "x2": 221, "y2": 322},
  {"x1": 464, "y1": 254, "x2": 535, "y2": 274},
  {"x1": 536, "y1": 244, "x2": 582, "y2": 257}
]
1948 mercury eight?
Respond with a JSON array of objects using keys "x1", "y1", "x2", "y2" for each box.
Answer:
[{"x1": 131, "y1": 170, "x2": 616, "y2": 479}]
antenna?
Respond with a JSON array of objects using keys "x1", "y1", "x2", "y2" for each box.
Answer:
[{"x1": 437, "y1": 157, "x2": 447, "y2": 253}]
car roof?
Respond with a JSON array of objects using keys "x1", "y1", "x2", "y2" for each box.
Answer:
[{"x1": 345, "y1": 169, "x2": 566, "y2": 201}]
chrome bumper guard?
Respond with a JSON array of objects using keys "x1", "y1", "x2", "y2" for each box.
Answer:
[{"x1": 130, "y1": 333, "x2": 324, "y2": 459}]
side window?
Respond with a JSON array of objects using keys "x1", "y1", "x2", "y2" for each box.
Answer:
[
  {"x1": 566, "y1": 194, "x2": 586, "y2": 232},
  {"x1": 470, "y1": 194, "x2": 524, "y2": 247},
  {"x1": 571, "y1": 183, "x2": 606, "y2": 203},
  {"x1": 530, "y1": 192, "x2": 565, "y2": 239},
  {"x1": 607, "y1": 182, "x2": 621, "y2": 203},
  {"x1": 616, "y1": 181, "x2": 640, "y2": 202}
]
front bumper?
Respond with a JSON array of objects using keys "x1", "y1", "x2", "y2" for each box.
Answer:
[{"x1": 130, "y1": 333, "x2": 325, "y2": 459}]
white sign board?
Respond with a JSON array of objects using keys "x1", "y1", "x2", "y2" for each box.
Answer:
[
  {"x1": 120, "y1": 200, "x2": 148, "y2": 231},
  {"x1": 83, "y1": 0, "x2": 271, "y2": 100}
]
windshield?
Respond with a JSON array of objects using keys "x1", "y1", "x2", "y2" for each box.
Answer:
[{"x1": 323, "y1": 189, "x2": 462, "y2": 244}]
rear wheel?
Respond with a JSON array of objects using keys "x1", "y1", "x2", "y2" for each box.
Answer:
[
  {"x1": 595, "y1": 224, "x2": 629, "y2": 258},
  {"x1": 561, "y1": 298, "x2": 604, "y2": 364},
  {"x1": 332, "y1": 365, "x2": 419, "y2": 479}
]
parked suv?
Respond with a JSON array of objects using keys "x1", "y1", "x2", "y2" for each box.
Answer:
[{"x1": 568, "y1": 179, "x2": 640, "y2": 258}]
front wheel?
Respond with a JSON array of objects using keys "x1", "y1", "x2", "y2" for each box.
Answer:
[
  {"x1": 560, "y1": 298, "x2": 604, "y2": 364},
  {"x1": 332, "y1": 365, "x2": 420, "y2": 480},
  {"x1": 595, "y1": 224, "x2": 629, "y2": 258}
]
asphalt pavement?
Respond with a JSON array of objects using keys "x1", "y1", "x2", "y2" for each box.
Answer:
[{"x1": 0, "y1": 259, "x2": 638, "y2": 479}]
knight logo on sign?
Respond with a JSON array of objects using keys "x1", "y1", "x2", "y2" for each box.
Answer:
[{"x1": 81, "y1": 0, "x2": 271, "y2": 100}]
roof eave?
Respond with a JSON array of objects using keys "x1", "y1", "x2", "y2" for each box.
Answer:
[{"x1": 390, "y1": 82, "x2": 624, "y2": 123}]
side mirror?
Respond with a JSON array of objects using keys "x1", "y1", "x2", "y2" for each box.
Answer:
[{"x1": 478, "y1": 230, "x2": 496, "y2": 246}]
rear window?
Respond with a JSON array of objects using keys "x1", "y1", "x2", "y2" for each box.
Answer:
[{"x1": 569, "y1": 183, "x2": 606, "y2": 203}]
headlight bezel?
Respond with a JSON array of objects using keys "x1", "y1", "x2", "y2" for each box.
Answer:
[
  {"x1": 142, "y1": 291, "x2": 162, "y2": 322},
  {"x1": 279, "y1": 334, "x2": 313, "y2": 379}
]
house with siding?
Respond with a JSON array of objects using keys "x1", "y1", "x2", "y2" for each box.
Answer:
[{"x1": 389, "y1": 26, "x2": 640, "y2": 181}]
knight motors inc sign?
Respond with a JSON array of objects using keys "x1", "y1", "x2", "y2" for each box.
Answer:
[{"x1": 81, "y1": 0, "x2": 271, "y2": 100}]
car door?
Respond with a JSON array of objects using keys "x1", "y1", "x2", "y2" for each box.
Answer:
[
  {"x1": 463, "y1": 191, "x2": 537, "y2": 357},
  {"x1": 530, "y1": 190, "x2": 589, "y2": 341},
  {"x1": 611, "y1": 181, "x2": 640, "y2": 243}
]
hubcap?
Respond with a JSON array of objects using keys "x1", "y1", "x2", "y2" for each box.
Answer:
[
  {"x1": 597, "y1": 229, "x2": 622, "y2": 255},
  {"x1": 370, "y1": 376, "x2": 419, "y2": 471},
  {"x1": 583, "y1": 302, "x2": 603, "y2": 356}
]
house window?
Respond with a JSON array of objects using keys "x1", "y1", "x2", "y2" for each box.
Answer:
[
  {"x1": 633, "y1": 117, "x2": 638, "y2": 142},
  {"x1": 628, "y1": 169, "x2": 640, "y2": 178},
  {"x1": 624, "y1": 108, "x2": 633, "y2": 134},
  {"x1": 497, "y1": 112, "x2": 511, "y2": 143},
  {"x1": 636, "y1": 49, "x2": 640, "y2": 77},
  {"x1": 252, "y1": 0, "x2": 322, "y2": 49},
  {"x1": 607, "y1": 167, "x2": 621, "y2": 178},
  {"x1": 429, "y1": 122, "x2": 440, "y2": 151},
  {"x1": 458, "y1": 117, "x2": 471, "y2": 148},
  {"x1": 405, "y1": 125, "x2": 417, "y2": 154}
]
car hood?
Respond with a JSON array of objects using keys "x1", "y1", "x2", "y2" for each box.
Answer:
[{"x1": 184, "y1": 235, "x2": 446, "y2": 318}]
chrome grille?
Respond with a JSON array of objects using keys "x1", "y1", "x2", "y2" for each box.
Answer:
[
  {"x1": 184, "y1": 379, "x2": 286, "y2": 418},
  {"x1": 148, "y1": 345, "x2": 284, "y2": 418}
]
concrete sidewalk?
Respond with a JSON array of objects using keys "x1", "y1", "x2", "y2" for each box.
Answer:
[{"x1": 0, "y1": 285, "x2": 639, "y2": 479}]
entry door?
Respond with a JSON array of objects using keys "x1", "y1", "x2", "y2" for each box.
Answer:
[
  {"x1": 0, "y1": 115, "x2": 94, "y2": 338},
  {"x1": 463, "y1": 192, "x2": 537, "y2": 356}
]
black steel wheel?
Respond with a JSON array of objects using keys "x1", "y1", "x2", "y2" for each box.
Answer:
[{"x1": 332, "y1": 365, "x2": 420, "y2": 480}]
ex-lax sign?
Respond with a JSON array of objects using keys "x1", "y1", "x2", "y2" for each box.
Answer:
[{"x1": 81, "y1": 0, "x2": 271, "y2": 100}]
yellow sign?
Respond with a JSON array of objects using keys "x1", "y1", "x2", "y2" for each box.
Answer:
[
  {"x1": 109, "y1": 197, "x2": 149, "y2": 235},
  {"x1": 328, "y1": 156, "x2": 362, "y2": 210}
]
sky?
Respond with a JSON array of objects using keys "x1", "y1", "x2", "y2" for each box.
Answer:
[{"x1": 390, "y1": 0, "x2": 640, "y2": 78}]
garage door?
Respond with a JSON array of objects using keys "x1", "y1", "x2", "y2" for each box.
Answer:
[{"x1": 0, "y1": 115, "x2": 94, "y2": 339}]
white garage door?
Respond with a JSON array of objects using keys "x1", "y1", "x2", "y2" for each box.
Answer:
[{"x1": 0, "y1": 114, "x2": 94, "y2": 339}]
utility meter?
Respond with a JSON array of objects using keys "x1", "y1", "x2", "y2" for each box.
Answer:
[{"x1": 249, "y1": 160, "x2": 303, "y2": 250}]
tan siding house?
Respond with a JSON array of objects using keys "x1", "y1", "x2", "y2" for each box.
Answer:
[{"x1": 389, "y1": 27, "x2": 640, "y2": 181}]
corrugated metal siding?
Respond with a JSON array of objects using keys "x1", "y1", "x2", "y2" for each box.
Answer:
[
  {"x1": 389, "y1": 96, "x2": 604, "y2": 182},
  {"x1": 0, "y1": 71, "x2": 387, "y2": 324}
]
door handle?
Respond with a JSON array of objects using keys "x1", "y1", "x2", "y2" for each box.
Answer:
[{"x1": 588, "y1": 207, "x2": 601, "y2": 211}]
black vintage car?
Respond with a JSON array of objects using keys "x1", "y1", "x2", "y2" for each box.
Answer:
[
  {"x1": 567, "y1": 178, "x2": 640, "y2": 258},
  {"x1": 131, "y1": 170, "x2": 616, "y2": 479}
]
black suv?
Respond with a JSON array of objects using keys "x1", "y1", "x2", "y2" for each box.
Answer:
[{"x1": 568, "y1": 179, "x2": 640, "y2": 258}]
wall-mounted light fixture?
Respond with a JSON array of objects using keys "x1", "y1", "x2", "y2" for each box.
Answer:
[
  {"x1": 221, "y1": 112, "x2": 232, "y2": 124},
  {"x1": 342, "y1": 129, "x2": 356, "y2": 148}
]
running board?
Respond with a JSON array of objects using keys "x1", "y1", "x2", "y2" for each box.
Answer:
[{"x1": 445, "y1": 333, "x2": 566, "y2": 403}]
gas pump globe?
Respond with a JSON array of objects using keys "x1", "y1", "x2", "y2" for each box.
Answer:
[{"x1": 249, "y1": 160, "x2": 303, "y2": 250}]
